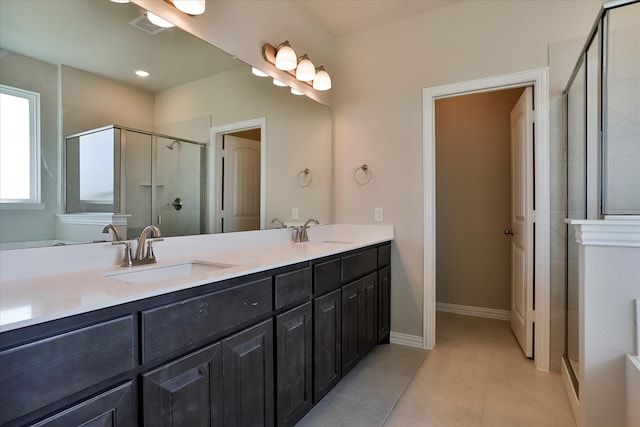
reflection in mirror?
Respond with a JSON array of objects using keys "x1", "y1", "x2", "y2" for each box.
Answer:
[{"x1": 0, "y1": 0, "x2": 332, "y2": 250}]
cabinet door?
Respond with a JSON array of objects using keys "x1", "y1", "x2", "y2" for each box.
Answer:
[
  {"x1": 341, "y1": 280, "x2": 360, "y2": 375},
  {"x1": 32, "y1": 382, "x2": 134, "y2": 427},
  {"x1": 359, "y1": 272, "x2": 378, "y2": 356},
  {"x1": 143, "y1": 343, "x2": 223, "y2": 427},
  {"x1": 222, "y1": 319, "x2": 274, "y2": 427},
  {"x1": 378, "y1": 266, "x2": 391, "y2": 344},
  {"x1": 313, "y1": 289, "x2": 342, "y2": 403},
  {"x1": 275, "y1": 303, "x2": 312, "y2": 427}
]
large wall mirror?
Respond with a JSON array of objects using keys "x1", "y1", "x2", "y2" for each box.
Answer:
[{"x1": 0, "y1": 0, "x2": 332, "y2": 249}]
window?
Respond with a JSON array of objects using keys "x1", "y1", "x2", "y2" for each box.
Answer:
[{"x1": 0, "y1": 84, "x2": 41, "y2": 205}]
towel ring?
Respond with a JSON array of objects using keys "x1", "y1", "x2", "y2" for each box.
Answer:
[
  {"x1": 353, "y1": 164, "x2": 372, "y2": 185},
  {"x1": 297, "y1": 168, "x2": 312, "y2": 188}
]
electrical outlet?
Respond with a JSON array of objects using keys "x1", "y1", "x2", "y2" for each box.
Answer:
[
  {"x1": 292, "y1": 207, "x2": 299, "y2": 220},
  {"x1": 375, "y1": 207, "x2": 384, "y2": 222}
]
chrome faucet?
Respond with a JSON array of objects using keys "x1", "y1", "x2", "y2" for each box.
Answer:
[
  {"x1": 271, "y1": 217, "x2": 286, "y2": 229},
  {"x1": 102, "y1": 224, "x2": 122, "y2": 242},
  {"x1": 134, "y1": 225, "x2": 163, "y2": 262},
  {"x1": 298, "y1": 218, "x2": 319, "y2": 242},
  {"x1": 113, "y1": 225, "x2": 163, "y2": 267}
]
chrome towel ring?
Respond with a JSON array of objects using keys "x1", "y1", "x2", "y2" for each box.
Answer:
[{"x1": 353, "y1": 164, "x2": 372, "y2": 185}]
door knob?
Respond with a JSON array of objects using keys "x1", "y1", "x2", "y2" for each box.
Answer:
[{"x1": 504, "y1": 229, "x2": 514, "y2": 236}]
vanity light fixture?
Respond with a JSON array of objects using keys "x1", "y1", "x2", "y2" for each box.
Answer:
[
  {"x1": 291, "y1": 88, "x2": 303, "y2": 96},
  {"x1": 251, "y1": 67, "x2": 268, "y2": 77},
  {"x1": 147, "y1": 11, "x2": 175, "y2": 28},
  {"x1": 274, "y1": 41, "x2": 297, "y2": 71},
  {"x1": 273, "y1": 79, "x2": 287, "y2": 87},
  {"x1": 109, "y1": 0, "x2": 130, "y2": 3},
  {"x1": 262, "y1": 42, "x2": 331, "y2": 91},
  {"x1": 172, "y1": 0, "x2": 206, "y2": 16},
  {"x1": 312, "y1": 66, "x2": 332, "y2": 91},
  {"x1": 295, "y1": 55, "x2": 315, "y2": 82}
]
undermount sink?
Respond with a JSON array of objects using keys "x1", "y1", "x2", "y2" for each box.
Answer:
[
  {"x1": 104, "y1": 261, "x2": 235, "y2": 284},
  {"x1": 303, "y1": 240, "x2": 354, "y2": 246}
]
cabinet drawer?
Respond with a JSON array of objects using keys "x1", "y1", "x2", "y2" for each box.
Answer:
[
  {"x1": 0, "y1": 316, "x2": 135, "y2": 425},
  {"x1": 378, "y1": 244, "x2": 391, "y2": 267},
  {"x1": 313, "y1": 258, "x2": 341, "y2": 296},
  {"x1": 341, "y1": 248, "x2": 377, "y2": 283},
  {"x1": 142, "y1": 277, "x2": 272, "y2": 363},
  {"x1": 275, "y1": 267, "x2": 312, "y2": 310}
]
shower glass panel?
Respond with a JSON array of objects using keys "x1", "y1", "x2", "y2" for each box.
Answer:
[
  {"x1": 123, "y1": 130, "x2": 153, "y2": 237},
  {"x1": 566, "y1": 56, "x2": 586, "y2": 393},
  {"x1": 602, "y1": 2, "x2": 640, "y2": 215},
  {"x1": 156, "y1": 137, "x2": 205, "y2": 237},
  {"x1": 563, "y1": 0, "x2": 640, "y2": 401}
]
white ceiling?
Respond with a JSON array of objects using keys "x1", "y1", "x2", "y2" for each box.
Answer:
[{"x1": 293, "y1": 0, "x2": 464, "y2": 36}]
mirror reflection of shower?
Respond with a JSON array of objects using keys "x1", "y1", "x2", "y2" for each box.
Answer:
[{"x1": 166, "y1": 140, "x2": 180, "y2": 150}]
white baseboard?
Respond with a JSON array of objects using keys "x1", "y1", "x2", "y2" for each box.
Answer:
[
  {"x1": 390, "y1": 331, "x2": 424, "y2": 348},
  {"x1": 436, "y1": 302, "x2": 510, "y2": 321}
]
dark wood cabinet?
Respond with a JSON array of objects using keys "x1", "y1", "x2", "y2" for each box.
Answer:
[
  {"x1": 1, "y1": 243, "x2": 391, "y2": 427},
  {"x1": 275, "y1": 302, "x2": 313, "y2": 427},
  {"x1": 359, "y1": 272, "x2": 378, "y2": 355},
  {"x1": 378, "y1": 265, "x2": 391, "y2": 343},
  {"x1": 312, "y1": 289, "x2": 341, "y2": 403},
  {"x1": 341, "y1": 272, "x2": 378, "y2": 376},
  {"x1": 31, "y1": 382, "x2": 134, "y2": 427},
  {"x1": 143, "y1": 343, "x2": 223, "y2": 427},
  {"x1": 222, "y1": 319, "x2": 274, "y2": 427}
]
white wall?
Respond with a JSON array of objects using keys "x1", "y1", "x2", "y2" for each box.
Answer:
[{"x1": 332, "y1": 0, "x2": 603, "y2": 345}]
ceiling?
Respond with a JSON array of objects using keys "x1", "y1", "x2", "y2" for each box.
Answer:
[{"x1": 293, "y1": 0, "x2": 464, "y2": 36}]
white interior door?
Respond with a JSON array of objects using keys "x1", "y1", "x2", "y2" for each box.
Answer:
[
  {"x1": 219, "y1": 135, "x2": 260, "y2": 232},
  {"x1": 509, "y1": 86, "x2": 535, "y2": 358}
]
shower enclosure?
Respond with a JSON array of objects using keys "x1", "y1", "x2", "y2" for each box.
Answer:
[
  {"x1": 65, "y1": 125, "x2": 206, "y2": 238},
  {"x1": 564, "y1": 0, "x2": 640, "y2": 396}
]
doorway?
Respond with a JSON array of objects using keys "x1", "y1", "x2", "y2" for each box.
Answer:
[
  {"x1": 423, "y1": 68, "x2": 551, "y2": 371},
  {"x1": 210, "y1": 118, "x2": 266, "y2": 233}
]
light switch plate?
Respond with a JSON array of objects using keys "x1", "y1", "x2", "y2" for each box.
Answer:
[
  {"x1": 375, "y1": 207, "x2": 384, "y2": 222},
  {"x1": 292, "y1": 207, "x2": 299, "y2": 220}
]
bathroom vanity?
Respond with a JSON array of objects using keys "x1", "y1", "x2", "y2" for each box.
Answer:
[{"x1": 0, "y1": 226, "x2": 392, "y2": 427}]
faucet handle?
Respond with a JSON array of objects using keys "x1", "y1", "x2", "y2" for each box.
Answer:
[
  {"x1": 145, "y1": 238, "x2": 164, "y2": 261},
  {"x1": 112, "y1": 241, "x2": 133, "y2": 267},
  {"x1": 289, "y1": 226, "x2": 301, "y2": 242}
]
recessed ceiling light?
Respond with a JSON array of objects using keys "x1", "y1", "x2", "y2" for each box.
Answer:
[{"x1": 135, "y1": 70, "x2": 151, "y2": 78}]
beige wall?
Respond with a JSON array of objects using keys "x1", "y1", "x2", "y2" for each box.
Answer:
[
  {"x1": 435, "y1": 88, "x2": 523, "y2": 311},
  {"x1": 0, "y1": 52, "x2": 59, "y2": 243},
  {"x1": 154, "y1": 66, "x2": 333, "y2": 226},
  {"x1": 331, "y1": 0, "x2": 603, "y2": 343}
]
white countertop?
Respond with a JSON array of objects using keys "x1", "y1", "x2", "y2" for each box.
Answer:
[{"x1": 0, "y1": 225, "x2": 393, "y2": 332}]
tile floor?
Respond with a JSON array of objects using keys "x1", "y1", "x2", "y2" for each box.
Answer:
[{"x1": 296, "y1": 312, "x2": 576, "y2": 427}]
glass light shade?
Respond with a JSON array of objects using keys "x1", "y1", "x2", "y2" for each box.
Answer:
[
  {"x1": 147, "y1": 12, "x2": 175, "y2": 28},
  {"x1": 251, "y1": 67, "x2": 268, "y2": 77},
  {"x1": 296, "y1": 55, "x2": 315, "y2": 82},
  {"x1": 313, "y1": 67, "x2": 332, "y2": 91},
  {"x1": 273, "y1": 79, "x2": 287, "y2": 87},
  {"x1": 173, "y1": 0, "x2": 205, "y2": 15},
  {"x1": 109, "y1": 0, "x2": 130, "y2": 3},
  {"x1": 291, "y1": 88, "x2": 303, "y2": 96},
  {"x1": 275, "y1": 42, "x2": 297, "y2": 71}
]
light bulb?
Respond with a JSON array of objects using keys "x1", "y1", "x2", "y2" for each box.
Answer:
[
  {"x1": 172, "y1": 0, "x2": 205, "y2": 15},
  {"x1": 252, "y1": 67, "x2": 268, "y2": 77},
  {"x1": 313, "y1": 67, "x2": 331, "y2": 91},
  {"x1": 275, "y1": 41, "x2": 297, "y2": 71},
  {"x1": 147, "y1": 12, "x2": 175, "y2": 28},
  {"x1": 296, "y1": 55, "x2": 315, "y2": 82}
]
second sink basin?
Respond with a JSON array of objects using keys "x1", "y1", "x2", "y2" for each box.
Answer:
[{"x1": 104, "y1": 261, "x2": 235, "y2": 284}]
